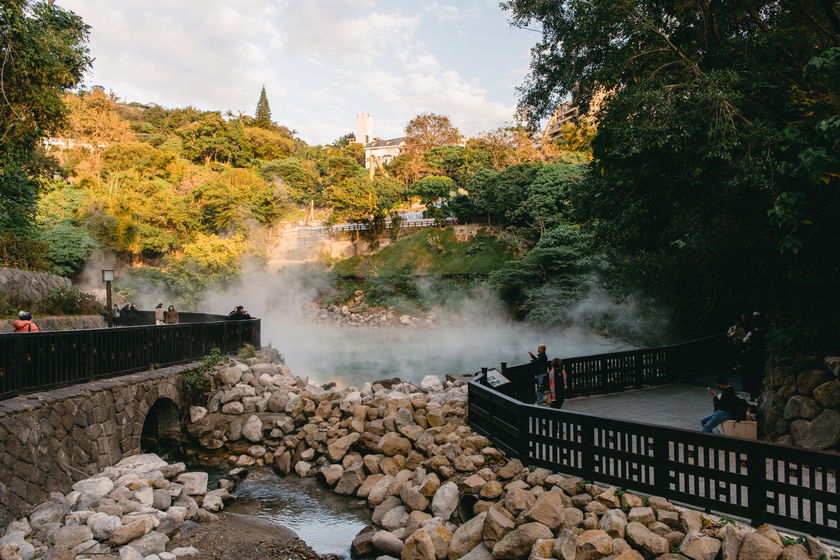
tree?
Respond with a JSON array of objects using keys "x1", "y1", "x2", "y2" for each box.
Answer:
[
  {"x1": 63, "y1": 88, "x2": 134, "y2": 153},
  {"x1": 0, "y1": 0, "x2": 91, "y2": 268},
  {"x1": 504, "y1": 0, "x2": 840, "y2": 336},
  {"x1": 409, "y1": 176, "x2": 457, "y2": 223},
  {"x1": 254, "y1": 86, "x2": 272, "y2": 129},
  {"x1": 325, "y1": 176, "x2": 404, "y2": 235},
  {"x1": 405, "y1": 113, "x2": 463, "y2": 151}
]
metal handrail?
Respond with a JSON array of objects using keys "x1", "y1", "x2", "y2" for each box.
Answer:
[{"x1": 0, "y1": 316, "x2": 260, "y2": 400}]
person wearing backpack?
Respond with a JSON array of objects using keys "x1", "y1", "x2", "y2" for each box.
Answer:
[
  {"x1": 546, "y1": 358, "x2": 567, "y2": 409},
  {"x1": 701, "y1": 376, "x2": 739, "y2": 433},
  {"x1": 12, "y1": 311, "x2": 39, "y2": 332}
]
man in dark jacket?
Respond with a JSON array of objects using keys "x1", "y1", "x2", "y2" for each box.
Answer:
[
  {"x1": 701, "y1": 376, "x2": 739, "y2": 433},
  {"x1": 528, "y1": 344, "x2": 548, "y2": 404}
]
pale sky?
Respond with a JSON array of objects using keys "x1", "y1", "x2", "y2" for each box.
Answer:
[{"x1": 59, "y1": 0, "x2": 541, "y2": 146}]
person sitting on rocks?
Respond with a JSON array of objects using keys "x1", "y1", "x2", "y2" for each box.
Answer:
[
  {"x1": 701, "y1": 376, "x2": 739, "y2": 433},
  {"x1": 13, "y1": 310, "x2": 39, "y2": 332}
]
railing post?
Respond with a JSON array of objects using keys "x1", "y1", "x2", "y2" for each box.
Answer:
[
  {"x1": 747, "y1": 443, "x2": 766, "y2": 527},
  {"x1": 580, "y1": 415, "x2": 593, "y2": 477},
  {"x1": 635, "y1": 354, "x2": 644, "y2": 389},
  {"x1": 653, "y1": 429, "x2": 668, "y2": 498},
  {"x1": 518, "y1": 402, "x2": 530, "y2": 462},
  {"x1": 600, "y1": 357, "x2": 608, "y2": 392}
]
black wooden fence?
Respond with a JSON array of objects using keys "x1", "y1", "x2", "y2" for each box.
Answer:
[
  {"x1": 0, "y1": 316, "x2": 260, "y2": 401},
  {"x1": 497, "y1": 334, "x2": 728, "y2": 402},
  {"x1": 468, "y1": 337, "x2": 840, "y2": 540}
]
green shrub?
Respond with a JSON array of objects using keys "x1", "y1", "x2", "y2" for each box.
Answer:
[
  {"x1": 41, "y1": 286, "x2": 105, "y2": 316},
  {"x1": 239, "y1": 343, "x2": 257, "y2": 361}
]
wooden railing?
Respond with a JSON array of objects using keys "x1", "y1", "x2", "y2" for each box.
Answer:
[
  {"x1": 0, "y1": 316, "x2": 260, "y2": 400},
  {"x1": 468, "y1": 335, "x2": 840, "y2": 540},
  {"x1": 497, "y1": 334, "x2": 729, "y2": 402}
]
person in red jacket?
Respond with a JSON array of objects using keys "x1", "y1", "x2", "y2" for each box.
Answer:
[{"x1": 12, "y1": 311, "x2": 39, "y2": 332}]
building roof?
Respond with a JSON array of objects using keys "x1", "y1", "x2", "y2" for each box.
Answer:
[{"x1": 365, "y1": 136, "x2": 409, "y2": 149}]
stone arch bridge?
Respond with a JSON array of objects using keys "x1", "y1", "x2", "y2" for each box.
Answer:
[{"x1": 0, "y1": 364, "x2": 191, "y2": 526}]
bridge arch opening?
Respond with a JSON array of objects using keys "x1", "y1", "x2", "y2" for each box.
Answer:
[{"x1": 141, "y1": 397, "x2": 182, "y2": 453}]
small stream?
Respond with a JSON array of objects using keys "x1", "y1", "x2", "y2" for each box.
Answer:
[{"x1": 224, "y1": 471, "x2": 371, "y2": 558}]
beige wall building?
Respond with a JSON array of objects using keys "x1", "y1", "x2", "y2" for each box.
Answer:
[
  {"x1": 353, "y1": 113, "x2": 414, "y2": 169},
  {"x1": 543, "y1": 103, "x2": 580, "y2": 142}
]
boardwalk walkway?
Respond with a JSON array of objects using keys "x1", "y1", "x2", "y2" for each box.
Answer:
[{"x1": 562, "y1": 370, "x2": 746, "y2": 431}]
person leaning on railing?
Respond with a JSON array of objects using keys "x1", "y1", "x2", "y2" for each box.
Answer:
[{"x1": 154, "y1": 303, "x2": 165, "y2": 325}]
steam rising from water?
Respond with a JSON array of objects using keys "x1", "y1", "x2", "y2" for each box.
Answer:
[{"x1": 198, "y1": 267, "x2": 630, "y2": 388}]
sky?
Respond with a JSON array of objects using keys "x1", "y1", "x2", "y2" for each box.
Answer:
[{"x1": 59, "y1": 0, "x2": 542, "y2": 146}]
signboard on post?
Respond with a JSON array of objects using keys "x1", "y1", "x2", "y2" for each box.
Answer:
[{"x1": 485, "y1": 368, "x2": 510, "y2": 388}]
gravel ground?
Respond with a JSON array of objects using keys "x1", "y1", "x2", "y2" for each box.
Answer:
[{"x1": 167, "y1": 512, "x2": 344, "y2": 560}]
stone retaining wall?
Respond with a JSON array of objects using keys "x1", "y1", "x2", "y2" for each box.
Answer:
[
  {"x1": 758, "y1": 355, "x2": 840, "y2": 450},
  {"x1": 0, "y1": 267, "x2": 71, "y2": 301},
  {"x1": 0, "y1": 365, "x2": 189, "y2": 526},
  {"x1": 0, "y1": 316, "x2": 105, "y2": 334}
]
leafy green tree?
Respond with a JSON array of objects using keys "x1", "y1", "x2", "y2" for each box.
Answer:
[
  {"x1": 100, "y1": 142, "x2": 175, "y2": 179},
  {"x1": 504, "y1": 0, "x2": 840, "y2": 334},
  {"x1": 194, "y1": 169, "x2": 282, "y2": 233},
  {"x1": 325, "y1": 176, "x2": 404, "y2": 235},
  {"x1": 38, "y1": 222, "x2": 102, "y2": 277},
  {"x1": 409, "y1": 176, "x2": 457, "y2": 223},
  {"x1": 490, "y1": 224, "x2": 604, "y2": 323},
  {"x1": 0, "y1": 0, "x2": 91, "y2": 268},
  {"x1": 259, "y1": 157, "x2": 321, "y2": 204},
  {"x1": 254, "y1": 86, "x2": 272, "y2": 129},
  {"x1": 163, "y1": 233, "x2": 265, "y2": 308}
]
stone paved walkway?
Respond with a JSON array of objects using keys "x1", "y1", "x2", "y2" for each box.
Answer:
[{"x1": 561, "y1": 370, "x2": 748, "y2": 432}]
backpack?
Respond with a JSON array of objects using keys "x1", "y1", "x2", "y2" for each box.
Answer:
[{"x1": 734, "y1": 397, "x2": 750, "y2": 421}]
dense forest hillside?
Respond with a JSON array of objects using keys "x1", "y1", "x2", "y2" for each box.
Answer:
[{"x1": 3, "y1": 0, "x2": 838, "y2": 356}]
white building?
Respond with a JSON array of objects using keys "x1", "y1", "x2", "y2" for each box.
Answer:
[{"x1": 353, "y1": 113, "x2": 415, "y2": 169}]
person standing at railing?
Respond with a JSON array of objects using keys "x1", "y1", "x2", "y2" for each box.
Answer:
[
  {"x1": 546, "y1": 358, "x2": 567, "y2": 409},
  {"x1": 12, "y1": 311, "x2": 39, "y2": 332},
  {"x1": 529, "y1": 344, "x2": 548, "y2": 404},
  {"x1": 701, "y1": 376, "x2": 739, "y2": 433},
  {"x1": 742, "y1": 311, "x2": 766, "y2": 400},
  {"x1": 165, "y1": 305, "x2": 179, "y2": 324},
  {"x1": 154, "y1": 303, "x2": 165, "y2": 325}
]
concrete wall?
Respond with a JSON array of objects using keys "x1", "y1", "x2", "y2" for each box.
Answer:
[
  {"x1": 0, "y1": 267, "x2": 71, "y2": 301},
  {"x1": 0, "y1": 315, "x2": 105, "y2": 334},
  {"x1": 0, "y1": 365, "x2": 188, "y2": 526}
]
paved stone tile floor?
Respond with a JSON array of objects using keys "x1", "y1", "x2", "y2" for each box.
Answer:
[{"x1": 561, "y1": 369, "x2": 749, "y2": 432}]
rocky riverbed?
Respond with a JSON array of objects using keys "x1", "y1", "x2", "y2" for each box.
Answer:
[{"x1": 2, "y1": 346, "x2": 839, "y2": 560}]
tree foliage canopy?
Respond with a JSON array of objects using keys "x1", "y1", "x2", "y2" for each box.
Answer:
[
  {"x1": 254, "y1": 85, "x2": 272, "y2": 129},
  {"x1": 405, "y1": 113, "x2": 463, "y2": 151},
  {"x1": 0, "y1": 1, "x2": 90, "y2": 269},
  {"x1": 504, "y1": 0, "x2": 840, "y2": 333}
]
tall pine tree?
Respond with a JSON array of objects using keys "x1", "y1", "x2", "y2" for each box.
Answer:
[{"x1": 254, "y1": 86, "x2": 272, "y2": 129}]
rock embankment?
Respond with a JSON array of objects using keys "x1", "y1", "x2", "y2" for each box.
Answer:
[
  {"x1": 306, "y1": 295, "x2": 447, "y2": 329},
  {"x1": 186, "y1": 348, "x2": 839, "y2": 560},
  {"x1": 758, "y1": 356, "x2": 840, "y2": 450},
  {"x1": 0, "y1": 453, "x2": 234, "y2": 560}
]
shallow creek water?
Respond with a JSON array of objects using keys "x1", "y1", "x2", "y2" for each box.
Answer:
[{"x1": 223, "y1": 471, "x2": 371, "y2": 558}]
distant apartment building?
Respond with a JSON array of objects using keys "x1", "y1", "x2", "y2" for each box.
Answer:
[
  {"x1": 353, "y1": 113, "x2": 417, "y2": 169},
  {"x1": 543, "y1": 103, "x2": 580, "y2": 142}
]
